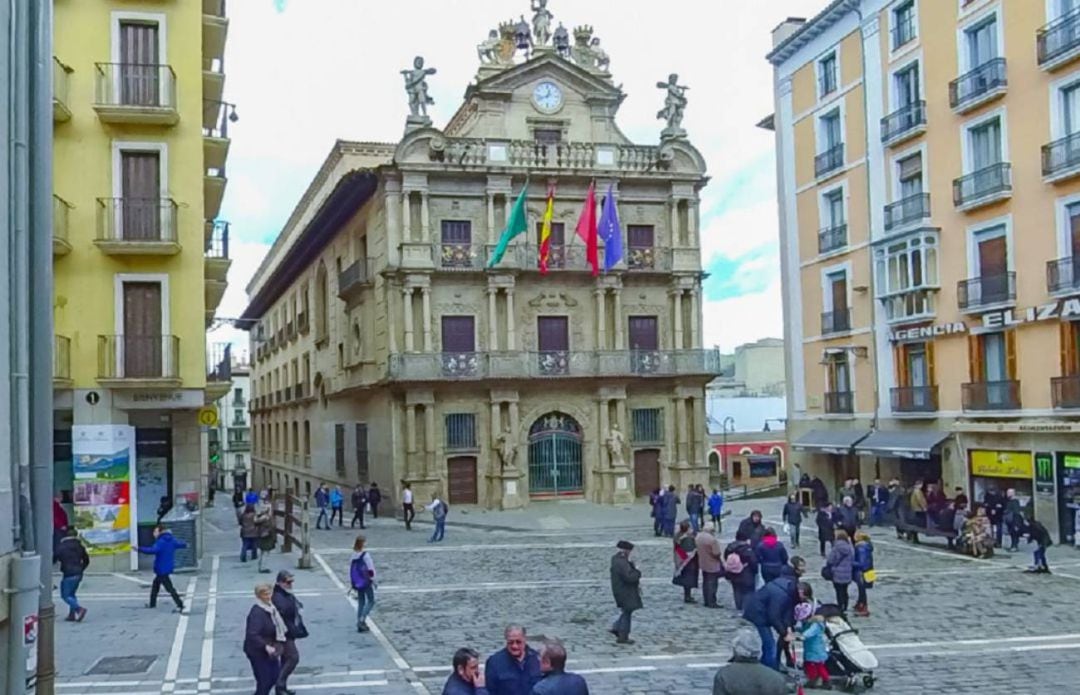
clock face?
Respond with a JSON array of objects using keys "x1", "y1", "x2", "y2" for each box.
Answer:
[{"x1": 532, "y1": 81, "x2": 563, "y2": 113}]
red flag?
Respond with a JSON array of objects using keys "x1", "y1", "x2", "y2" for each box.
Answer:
[{"x1": 575, "y1": 181, "x2": 599, "y2": 276}]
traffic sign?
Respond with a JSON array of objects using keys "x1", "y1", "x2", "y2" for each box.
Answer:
[{"x1": 197, "y1": 407, "x2": 218, "y2": 427}]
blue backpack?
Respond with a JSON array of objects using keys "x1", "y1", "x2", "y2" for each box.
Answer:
[{"x1": 350, "y1": 553, "x2": 371, "y2": 590}]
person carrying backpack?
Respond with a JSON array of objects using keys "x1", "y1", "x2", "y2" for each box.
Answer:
[
  {"x1": 349, "y1": 535, "x2": 377, "y2": 632},
  {"x1": 425, "y1": 493, "x2": 448, "y2": 543},
  {"x1": 723, "y1": 531, "x2": 757, "y2": 611}
]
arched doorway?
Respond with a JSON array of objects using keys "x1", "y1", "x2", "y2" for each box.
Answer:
[{"x1": 528, "y1": 412, "x2": 584, "y2": 497}]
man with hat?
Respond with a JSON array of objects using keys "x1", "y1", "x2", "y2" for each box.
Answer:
[
  {"x1": 271, "y1": 570, "x2": 308, "y2": 695},
  {"x1": 609, "y1": 540, "x2": 641, "y2": 644}
]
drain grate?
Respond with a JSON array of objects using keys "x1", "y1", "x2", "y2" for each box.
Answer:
[{"x1": 87, "y1": 655, "x2": 157, "y2": 675}]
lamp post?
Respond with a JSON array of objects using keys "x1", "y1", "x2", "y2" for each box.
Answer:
[{"x1": 720, "y1": 416, "x2": 735, "y2": 481}]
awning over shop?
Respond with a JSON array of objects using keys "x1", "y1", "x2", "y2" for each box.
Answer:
[
  {"x1": 854, "y1": 430, "x2": 951, "y2": 460},
  {"x1": 791, "y1": 429, "x2": 871, "y2": 455}
]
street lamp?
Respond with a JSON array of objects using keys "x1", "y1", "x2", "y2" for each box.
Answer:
[{"x1": 720, "y1": 416, "x2": 735, "y2": 480}]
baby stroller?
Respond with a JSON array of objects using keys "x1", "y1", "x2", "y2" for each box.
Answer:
[{"x1": 816, "y1": 604, "x2": 878, "y2": 691}]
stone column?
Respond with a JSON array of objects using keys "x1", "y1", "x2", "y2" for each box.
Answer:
[
  {"x1": 597, "y1": 398, "x2": 610, "y2": 465},
  {"x1": 672, "y1": 289, "x2": 684, "y2": 350},
  {"x1": 594, "y1": 288, "x2": 606, "y2": 350},
  {"x1": 688, "y1": 199, "x2": 699, "y2": 247},
  {"x1": 613, "y1": 288, "x2": 623, "y2": 350},
  {"x1": 487, "y1": 288, "x2": 498, "y2": 351},
  {"x1": 692, "y1": 396, "x2": 706, "y2": 468},
  {"x1": 420, "y1": 191, "x2": 431, "y2": 240},
  {"x1": 670, "y1": 199, "x2": 681, "y2": 245},
  {"x1": 506, "y1": 289, "x2": 516, "y2": 350},
  {"x1": 405, "y1": 403, "x2": 417, "y2": 475},
  {"x1": 402, "y1": 287, "x2": 415, "y2": 352},
  {"x1": 616, "y1": 396, "x2": 629, "y2": 438},
  {"x1": 674, "y1": 396, "x2": 687, "y2": 467},
  {"x1": 424, "y1": 403, "x2": 436, "y2": 477},
  {"x1": 386, "y1": 184, "x2": 402, "y2": 266},
  {"x1": 487, "y1": 194, "x2": 497, "y2": 243},
  {"x1": 402, "y1": 192, "x2": 412, "y2": 242},
  {"x1": 508, "y1": 399, "x2": 520, "y2": 441},
  {"x1": 689, "y1": 287, "x2": 701, "y2": 348},
  {"x1": 386, "y1": 281, "x2": 398, "y2": 354},
  {"x1": 421, "y1": 286, "x2": 433, "y2": 352}
]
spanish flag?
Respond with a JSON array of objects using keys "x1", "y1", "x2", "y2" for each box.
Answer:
[{"x1": 538, "y1": 183, "x2": 555, "y2": 274}]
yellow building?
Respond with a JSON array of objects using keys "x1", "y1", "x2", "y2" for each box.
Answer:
[
  {"x1": 767, "y1": 0, "x2": 1080, "y2": 545},
  {"x1": 53, "y1": 0, "x2": 233, "y2": 566}
]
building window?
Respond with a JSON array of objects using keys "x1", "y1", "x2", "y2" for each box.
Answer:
[
  {"x1": 824, "y1": 352, "x2": 853, "y2": 413},
  {"x1": 355, "y1": 423, "x2": 369, "y2": 483},
  {"x1": 822, "y1": 269, "x2": 850, "y2": 334},
  {"x1": 965, "y1": 14, "x2": 998, "y2": 69},
  {"x1": 874, "y1": 232, "x2": 938, "y2": 322},
  {"x1": 897, "y1": 152, "x2": 924, "y2": 198},
  {"x1": 818, "y1": 187, "x2": 846, "y2": 254},
  {"x1": 440, "y1": 316, "x2": 478, "y2": 377},
  {"x1": 627, "y1": 225, "x2": 655, "y2": 269},
  {"x1": 631, "y1": 408, "x2": 664, "y2": 444},
  {"x1": 894, "y1": 341, "x2": 936, "y2": 409},
  {"x1": 966, "y1": 331, "x2": 1018, "y2": 409},
  {"x1": 818, "y1": 52, "x2": 838, "y2": 97},
  {"x1": 536, "y1": 222, "x2": 566, "y2": 268},
  {"x1": 233, "y1": 387, "x2": 244, "y2": 406},
  {"x1": 534, "y1": 128, "x2": 562, "y2": 144},
  {"x1": 233, "y1": 409, "x2": 244, "y2": 426},
  {"x1": 968, "y1": 117, "x2": 1002, "y2": 172},
  {"x1": 894, "y1": 62, "x2": 920, "y2": 110},
  {"x1": 441, "y1": 220, "x2": 474, "y2": 268},
  {"x1": 303, "y1": 420, "x2": 311, "y2": 455},
  {"x1": 445, "y1": 413, "x2": 478, "y2": 451},
  {"x1": 292, "y1": 422, "x2": 299, "y2": 459},
  {"x1": 314, "y1": 262, "x2": 329, "y2": 344},
  {"x1": 815, "y1": 110, "x2": 844, "y2": 177},
  {"x1": 334, "y1": 424, "x2": 345, "y2": 477},
  {"x1": 821, "y1": 110, "x2": 842, "y2": 149},
  {"x1": 892, "y1": 0, "x2": 917, "y2": 49}
]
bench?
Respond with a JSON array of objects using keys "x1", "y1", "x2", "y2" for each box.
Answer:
[{"x1": 895, "y1": 522, "x2": 959, "y2": 546}]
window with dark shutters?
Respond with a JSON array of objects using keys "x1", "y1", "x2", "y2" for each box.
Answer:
[
  {"x1": 334, "y1": 424, "x2": 345, "y2": 477},
  {"x1": 627, "y1": 225, "x2": 655, "y2": 269},
  {"x1": 631, "y1": 408, "x2": 663, "y2": 444},
  {"x1": 355, "y1": 423, "x2": 369, "y2": 484}
]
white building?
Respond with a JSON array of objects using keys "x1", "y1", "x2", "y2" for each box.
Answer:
[{"x1": 212, "y1": 359, "x2": 250, "y2": 491}]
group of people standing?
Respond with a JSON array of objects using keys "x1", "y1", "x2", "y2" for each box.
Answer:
[
  {"x1": 649, "y1": 484, "x2": 724, "y2": 537},
  {"x1": 440, "y1": 625, "x2": 590, "y2": 695},
  {"x1": 314, "y1": 482, "x2": 382, "y2": 529}
]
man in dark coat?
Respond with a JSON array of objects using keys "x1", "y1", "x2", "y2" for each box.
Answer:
[
  {"x1": 443, "y1": 648, "x2": 488, "y2": 695},
  {"x1": 272, "y1": 571, "x2": 307, "y2": 695},
  {"x1": 484, "y1": 625, "x2": 541, "y2": 695},
  {"x1": 1025, "y1": 519, "x2": 1053, "y2": 573},
  {"x1": 685, "y1": 484, "x2": 704, "y2": 533},
  {"x1": 530, "y1": 640, "x2": 589, "y2": 695},
  {"x1": 660, "y1": 485, "x2": 679, "y2": 537},
  {"x1": 350, "y1": 485, "x2": 367, "y2": 529},
  {"x1": 55, "y1": 528, "x2": 89, "y2": 622},
  {"x1": 983, "y1": 487, "x2": 1006, "y2": 547},
  {"x1": 367, "y1": 482, "x2": 383, "y2": 518},
  {"x1": 742, "y1": 572, "x2": 803, "y2": 671},
  {"x1": 868, "y1": 479, "x2": 889, "y2": 526},
  {"x1": 737, "y1": 510, "x2": 765, "y2": 547},
  {"x1": 609, "y1": 540, "x2": 641, "y2": 644}
]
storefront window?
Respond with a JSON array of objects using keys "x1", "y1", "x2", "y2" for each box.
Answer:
[
  {"x1": 969, "y1": 450, "x2": 1034, "y2": 507},
  {"x1": 1058, "y1": 453, "x2": 1080, "y2": 546}
]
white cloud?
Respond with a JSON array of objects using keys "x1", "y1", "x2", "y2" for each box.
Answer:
[{"x1": 702, "y1": 276, "x2": 784, "y2": 353}]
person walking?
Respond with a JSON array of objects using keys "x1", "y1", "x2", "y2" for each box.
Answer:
[
  {"x1": 672, "y1": 520, "x2": 699, "y2": 604},
  {"x1": 723, "y1": 531, "x2": 757, "y2": 611},
  {"x1": 609, "y1": 540, "x2": 641, "y2": 645},
  {"x1": 1025, "y1": 518, "x2": 1053, "y2": 573},
  {"x1": 271, "y1": 570, "x2": 308, "y2": 695},
  {"x1": 660, "y1": 485, "x2": 679, "y2": 537},
  {"x1": 711, "y1": 625, "x2": 790, "y2": 695},
  {"x1": 781, "y1": 493, "x2": 803, "y2": 548},
  {"x1": 833, "y1": 496, "x2": 859, "y2": 537},
  {"x1": 240, "y1": 504, "x2": 260, "y2": 562},
  {"x1": 402, "y1": 482, "x2": 415, "y2": 530},
  {"x1": 256, "y1": 503, "x2": 275, "y2": 574},
  {"x1": 55, "y1": 528, "x2": 89, "y2": 622},
  {"x1": 707, "y1": 488, "x2": 724, "y2": 534},
  {"x1": 138, "y1": 525, "x2": 187, "y2": 613},
  {"x1": 530, "y1": 640, "x2": 589, "y2": 694},
  {"x1": 314, "y1": 484, "x2": 330, "y2": 530},
  {"x1": 909, "y1": 480, "x2": 928, "y2": 528},
  {"x1": 737, "y1": 510, "x2": 765, "y2": 548},
  {"x1": 349, "y1": 535, "x2": 377, "y2": 632},
  {"x1": 824, "y1": 529, "x2": 854, "y2": 613},
  {"x1": 685, "y1": 485, "x2": 704, "y2": 533},
  {"x1": 1004, "y1": 488, "x2": 1024, "y2": 552},
  {"x1": 244, "y1": 583, "x2": 286, "y2": 695},
  {"x1": 442, "y1": 647, "x2": 488, "y2": 695},
  {"x1": 868, "y1": 479, "x2": 889, "y2": 526},
  {"x1": 367, "y1": 482, "x2": 382, "y2": 518},
  {"x1": 797, "y1": 612, "x2": 830, "y2": 690},
  {"x1": 648, "y1": 488, "x2": 663, "y2": 536},
  {"x1": 815, "y1": 503, "x2": 836, "y2": 557},
  {"x1": 350, "y1": 485, "x2": 367, "y2": 529},
  {"x1": 426, "y1": 492, "x2": 448, "y2": 543},
  {"x1": 696, "y1": 526, "x2": 723, "y2": 609},
  {"x1": 755, "y1": 528, "x2": 789, "y2": 583},
  {"x1": 852, "y1": 531, "x2": 875, "y2": 617},
  {"x1": 484, "y1": 624, "x2": 542, "y2": 695},
  {"x1": 329, "y1": 486, "x2": 344, "y2": 527}
]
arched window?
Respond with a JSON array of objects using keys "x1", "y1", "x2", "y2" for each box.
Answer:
[
  {"x1": 771, "y1": 446, "x2": 785, "y2": 470},
  {"x1": 739, "y1": 447, "x2": 753, "y2": 456},
  {"x1": 314, "y1": 262, "x2": 328, "y2": 342},
  {"x1": 708, "y1": 451, "x2": 720, "y2": 472}
]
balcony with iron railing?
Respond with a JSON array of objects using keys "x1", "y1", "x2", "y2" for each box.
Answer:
[
  {"x1": 1038, "y1": 8, "x2": 1080, "y2": 70},
  {"x1": 203, "y1": 0, "x2": 229, "y2": 63},
  {"x1": 97, "y1": 335, "x2": 180, "y2": 385},
  {"x1": 957, "y1": 272, "x2": 1015, "y2": 312},
  {"x1": 824, "y1": 391, "x2": 854, "y2": 414},
  {"x1": 1052, "y1": 375, "x2": 1080, "y2": 409},
  {"x1": 891, "y1": 385, "x2": 938, "y2": 414},
  {"x1": 880, "y1": 100, "x2": 926, "y2": 146},
  {"x1": 952, "y1": 162, "x2": 1012, "y2": 211},
  {"x1": 1048, "y1": 257, "x2": 1080, "y2": 296},
  {"x1": 627, "y1": 245, "x2": 672, "y2": 272},
  {"x1": 814, "y1": 143, "x2": 844, "y2": 179},
  {"x1": 387, "y1": 349, "x2": 724, "y2": 382},
  {"x1": 93, "y1": 63, "x2": 178, "y2": 125},
  {"x1": 205, "y1": 222, "x2": 231, "y2": 280},
  {"x1": 53, "y1": 194, "x2": 72, "y2": 256},
  {"x1": 1042, "y1": 131, "x2": 1080, "y2": 183},
  {"x1": 818, "y1": 224, "x2": 847, "y2": 255},
  {"x1": 95, "y1": 197, "x2": 180, "y2": 255},
  {"x1": 948, "y1": 58, "x2": 1007, "y2": 114},
  {"x1": 207, "y1": 343, "x2": 232, "y2": 400},
  {"x1": 338, "y1": 259, "x2": 373, "y2": 300},
  {"x1": 54, "y1": 335, "x2": 72, "y2": 387},
  {"x1": 203, "y1": 57, "x2": 225, "y2": 104},
  {"x1": 884, "y1": 193, "x2": 930, "y2": 232},
  {"x1": 962, "y1": 380, "x2": 1021, "y2": 411},
  {"x1": 820, "y1": 309, "x2": 852, "y2": 336},
  {"x1": 53, "y1": 57, "x2": 72, "y2": 122}
]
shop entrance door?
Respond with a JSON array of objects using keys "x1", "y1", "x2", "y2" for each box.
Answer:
[{"x1": 1058, "y1": 453, "x2": 1080, "y2": 546}]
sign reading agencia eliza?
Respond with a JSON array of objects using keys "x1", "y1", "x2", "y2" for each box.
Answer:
[{"x1": 890, "y1": 297, "x2": 1080, "y2": 342}]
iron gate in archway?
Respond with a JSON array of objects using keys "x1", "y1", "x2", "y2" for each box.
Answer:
[{"x1": 527, "y1": 412, "x2": 583, "y2": 497}]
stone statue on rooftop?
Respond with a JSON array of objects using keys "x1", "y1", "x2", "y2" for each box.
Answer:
[
  {"x1": 656, "y1": 73, "x2": 689, "y2": 138},
  {"x1": 552, "y1": 23, "x2": 570, "y2": 57},
  {"x1": 531, "y1": 0, "x2": 553, "y2": 46},
  {"x1": 401, "y1": 56, "x2": 436, "y2": 119},
  {"x1": 590, "y1": 37, "x2": 610, "y2": 72},
  {"x1": 478, "y1": 29, "x2": 501, "y2": 64}
]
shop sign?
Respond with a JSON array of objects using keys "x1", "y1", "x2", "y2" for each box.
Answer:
[
  {"x1": 1064, "y1": 454, "x2": 1080, "y2": 469},
  {"x1": 1035, "y1": 452, "x2": 1055, "y2": 495},
  {"x1": 890, "y1": 322, "x2": 968, "y2": 342},
  {"x1": 970, "y1": 450, "x2": 1033, "y2": 479},
  {"x1": 953, "y1": 421, "x2": 1080, "y2": 433},
  {"x1": 982, "y1": 297, "x2": 1080, "y2": 329},
  {"x1": 113, "y1": 389, "x2": 204, "y2": 410}
]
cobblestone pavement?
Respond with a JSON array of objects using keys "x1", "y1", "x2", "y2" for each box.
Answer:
[{"x1": 54, "y1": 497, "x2": 1080, "y2": 694}]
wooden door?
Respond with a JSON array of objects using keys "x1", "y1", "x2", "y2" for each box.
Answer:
[
  {"x1": 628, "y1": 316, "x2": 659, "y2": 351},
  {"x1": 633, "y1": 449, "x2": 660, "y2": 497},
  {"x1": 123, "y1": 282, "x2": 162, "y2": 378},
  {"x1": 447, "y1": 456, "x2": 477, "y2": 505},
  {"x1": 978, "y1": 236, "x2": 1007, "y2": 303},
  {"x1": 121, "y1": 152, "x2": 160, "y2": 240},
  {"x1": 119, "y1": 22, "x2": 159, "y2": 106}
]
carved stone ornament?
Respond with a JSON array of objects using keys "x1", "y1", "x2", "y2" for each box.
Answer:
[{"x1": 527, "y1": 291, "x2": 579, "y2": 308}]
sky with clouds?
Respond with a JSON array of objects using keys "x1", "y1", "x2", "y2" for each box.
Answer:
[{"x1": 209, "y1": 0, "x2": 827, "y2": 357}]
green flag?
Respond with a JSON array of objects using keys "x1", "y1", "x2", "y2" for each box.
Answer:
[{"x1": 487, "y1": 180, "x2": 529, "y2": 268}]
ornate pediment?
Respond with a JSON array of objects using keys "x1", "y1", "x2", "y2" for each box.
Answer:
[{"x1": 527, "y1": 291, "x2": 579, "y2": 309}]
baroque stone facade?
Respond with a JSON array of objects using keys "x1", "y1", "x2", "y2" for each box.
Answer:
[{"x1": 243, "y1": 5, "x2": 717, "y2": 509}]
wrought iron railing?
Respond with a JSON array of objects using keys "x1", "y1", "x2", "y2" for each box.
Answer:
[
  {"x1": 208, "y1": 343, "x2": 232, "y2": 382},
  {"x1": 880, "y1": 101, "x2": 926, "y2": 143},
  {"x1": 962, "y1": 380, "x2": 1020, "y2": 411},
  {"x1": 821, "y1": 309, "x2": 852, "y2": 335},
  {"x1": 824, "y1": 391, "x2": 854, "y2": 414},
  {"x1": 53, "y1": 195, "x2": 72, "y2": 245},
  {"x1": 439, "y1": 243, "x2": 484, "y2": 270},
  {"x1": 891, "y1": 386, "x2": 938, "y2": 413},
  {"x1": 53, "y1": 57, "x2": 72, "y2": 112},
  {"x1": 818, "y1": 224, "x2": 847, "y2": 254},
  {"x1": 98, "y1": 335, "x2": 180, "y2": 380},
  {"x1": 814, "y1": 144, "x2": 844, "y2": 178},
  {"x1": 1052, "y1": 375, "x2": 1080, "y2": 409},
  {"x1": 1038, "y1": 8, "x2": 1080, "y2": 66},
  {"x1": 1048, "y1": 257, "x2": 1080, "y2": 295},
  {"x1": 387, "y1": 349, "x2": 724, "y2": 380},
  {"x1": 948, "y1": 58, "x2": 1007, "y2": 110},
  {"x1": 952, "y1": 163, "x2": 1011, "y2": 207},
  {"x1": 1042, "y1": 131, "x2": 1080, "y2": 178},
  {"x1": 94, "y1": 62, "x2": 177, "y2": 110},
  {"x1": 206, "y1": 222, "x2": 230, "y2": 259},
  {"x1": 96, "y1": 197, "x2": 179, "y2": 244},
  {"x1": 884, "y1": 193, "x2": 930, "y2": 231},
  {"x1": 957, "y1": 272, "x2": 1015, "y2": 310}
]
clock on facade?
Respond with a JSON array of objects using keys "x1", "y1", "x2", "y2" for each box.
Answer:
[{"x1": 531, "y1": 81, "x2": 563, "y2": 113}]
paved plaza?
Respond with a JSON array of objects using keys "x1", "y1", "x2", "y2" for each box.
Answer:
[{"x1": 54, "y1": 497, "x2": 1080, "y2": 694}]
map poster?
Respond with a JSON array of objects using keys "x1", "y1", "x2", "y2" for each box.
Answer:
[{"x1": 72, "y1": 425, "x2": 137, "y2": 569}]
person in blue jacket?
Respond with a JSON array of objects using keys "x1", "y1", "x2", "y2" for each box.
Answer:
[
  {"x1": 329, "y1": 486, "x2": 344, "y2": 527},
  {"x1": 754, "y1": 528, "x2": 790, "y2": 583},
  {"x1": 442, "y1": 647, "x2": 488, "y2": 695},
  {"x1": 852, "y1": 531, "x2": 875, "y2": 617},
  {"x1": 484, "y1": 625, "x2": 541, "y2": 695},
  {"x1": 708, "y1": 489, "x2": 724, "y2": 534},
  {"x1": 530, "y1": 640, "x2": 589, "y2": 694},
  {"x1": 741, "y1": 566, "x2": 807, "y2": 671},
  {"x1": 138, "y1": 525, "x2": 187, "y2": 612}
]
